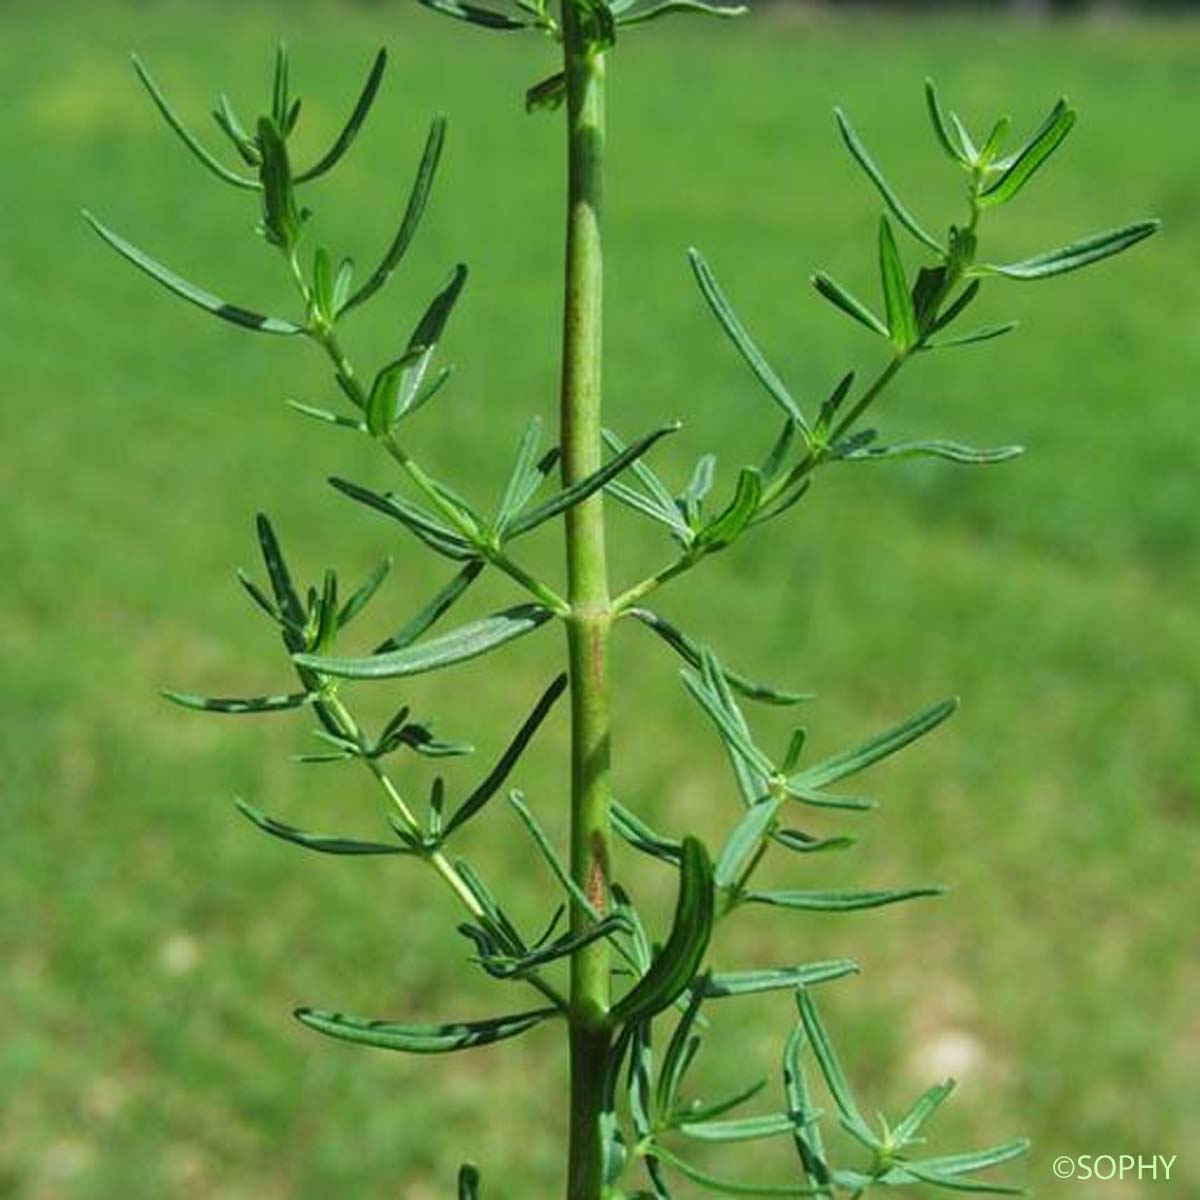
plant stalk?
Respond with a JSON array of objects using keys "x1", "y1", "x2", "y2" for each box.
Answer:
[{"x1": 559, "y1": 11, "x2": 613, "y2": 1199}]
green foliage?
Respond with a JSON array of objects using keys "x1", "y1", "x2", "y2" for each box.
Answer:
[{"x1": 88, "y1": 22, "x2": 1158, "y2": 1200}]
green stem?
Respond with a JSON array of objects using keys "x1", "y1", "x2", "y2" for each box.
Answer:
[{"x1": 559, "y1": 15, "x2": 613, "y2": 1200}]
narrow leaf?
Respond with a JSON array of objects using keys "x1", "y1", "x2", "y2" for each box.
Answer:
[
  {"x1": 890, "y1": 1078, "x2": 957, "y2": 1147},
  {"x1": 130, "y1": 54, "x2": 258, "y2": 189},
  {"x1": 783, "y1": 1021, "x2": 834, "y2": 1195},
  {"x1": 416, "y1": 0, "x2": 531, "y2": 28},
  {"x1": 834, "y1": 108, "x2": 943, "y2": 252},
  {"x1": 681, "y1": 665, "x2": 776, "y2": 779},
  {"x1": 652, "y1": 1145, "x2": 815, "y2": 1196},
  {"x1": 714, "y1": 796, "x2": 781, "y2": 889},
  {"x1": 688, "y1": 249, "x2": 804, "y2": 427},
  {"x1": 609, "y1": 837, "x2": 715, "y2": 1026},
  {"x1": 505, "y1": 424, "x2": 680, "y2": 540},
  {"x1": 795, "y1": 991, "x2": 877, "y2": 1147},
  {"x1": 255, "y1": 514, "x2": 306, "y2": 630},
  {"x1": 297, "y1": 49, "x2": 388, "y2": 182},
  {"x1": 507, "y1": 790, "x2": 601, "y2": 919},
  {"x1": 977, "y1": 220, "x2": 1160, "y2": 280},
  {"x1": 328, "y1": 476, "x2": 475, "y2": 561},
  {"x1": 235, "y1": 798, "x2": 407, "y2": 855},
  {"x1": 696, "y1": 467, "x2": 762, "y2": 551},
  {"x1": 442, "y1": 675, "x2": 568, "y2": 836},
  {"x1": 495, "y1": 417, "x2": 546, "y2": 531},
  {"x1": 704, "y1": 961, "x2": 859, "y2": 998},
  {"x1": 679, "y1": 1113, "x2": 797, "y2": 1143},
  {"x1": 923, "y1": 322, "x2": 1019, "y2": 350},
  {"x1": 843, "y1": 440, "x2": 1023, "y2": 466},
  {"x1": 787, "y1": 697, "x2": 956, "y2": 790},
  {"x1": 342, "y1": 117, "x2": 448, "y2": 315},
  {"x1": 878, "y1": 216, "x2": 917, "y2": 350},
  {"x1": 376, "y1": 560, "x2": 485, "y2": 653},
  {"x1": 979, "y1": 99, "x2": 1075, "y2": 208},
  {"x1": 612, "y1": 801, "x2": 683, "y2": 864},
  {"x1": 812, "y1": 272, "x2": 888, "y2": 338},
  {"x1": 295, "y1": 1005, "x2": 556, "y2": 1052},
  {"x1": 338, "y1": 558, "x2": 392, "y2": 627},
  {"x1": 295, "y1": 604, "x2": 553, "y2": 679},
  {"x1": 83, "y1": 214, "x2": 302, "y2": 335},
  {"x1": 909, "y1": 1138, "x2": 1031, "y2": 1178},
  {"x1": 618, "y1": 0, "x2": 747, "y2": 26},
  {"x1": 746, "y1": 886, "x2": 944, "y2": 912},
  {"x1": 162, "y1": 688, "x2": 311, "y2": 715},
  {"x1": 924, "y1": 79, "x2": 969, "y2": 165}
]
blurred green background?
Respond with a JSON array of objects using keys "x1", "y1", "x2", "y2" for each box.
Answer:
[{"x1": 2, "y1": 1, "x2": 1197, "y2": 1196}]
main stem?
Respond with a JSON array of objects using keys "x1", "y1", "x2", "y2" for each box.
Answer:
[{"x1": 560, "y1": 12, "x2": 612, "y2": 1200}]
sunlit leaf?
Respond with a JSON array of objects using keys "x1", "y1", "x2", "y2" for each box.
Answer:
[{"x1": 83, "y1": 214, "x2": 303, "y2": 335}]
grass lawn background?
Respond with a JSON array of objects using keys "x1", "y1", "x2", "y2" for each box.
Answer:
[{"x1": 2, "y1": 1, "x2": 1197, "y2": 1196}]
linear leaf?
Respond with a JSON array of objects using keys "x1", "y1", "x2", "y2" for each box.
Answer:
[
  {"x1": 618, "y1": 0, "x2": 747, "y2": 27},
  {"x1": 328, "y1": 476, "x2": 475, "y2": 560},
  {"x1": 834, "y1": 108, "x2": 943, "y2": 253},
  {"x1": 610, "y1": 837, "x2": 714, "y2": 1026},
  {"x1": 909, "y1": 1138, "x2": 1031, "y2": 1178},
  {"x1": 295, "y1": 1005, "x2": 556, "y2": 1052},
  {"x1": 296, "y1": 604, "x2": 553, "y2": 679},
  {"x1": 235, "y1": 798, "x2": 407, "y2": 855},
  {"x1": 896, "y1": 1164, "x2": 1026, "y2": 1195},
  {"x1": 341, "y1": 117, "x2": 448, "y2": 315},
  {"x1": 612, "y1": 801, "x2": 682, "y2": 864},
  {"x1": 505, "y1": 424, "x2": 680, "y2": 539},
  {"x1": 795, "y1": 990, "x2": 877, "y2": 1148},
  {"x1": 507, "y1": 790, "x2": 600, "y2": 919},
  {"x1": 679, "y1": 1113, "x2": 797, "y2": 1143},
  {"x1": 495, "y1": 417, "x2": 546, "y2": 532},
  {"x1": 923, "y1": 322, "x2": 1019, "y2": 350},
  {"x1": 977, "y1": 220, "x2": 1160, "y2": 280},
  {"x1": 442, "y1": 675, "x2": 568, "y2": 836},
  {"x1": 783, "y1": 1022, "x2": 834, "y2": 1196},
  {"x1": 714, "y1": 796, "x2": 781, "y2": 889},
  {"x1": 417, "y1": 0, "x2": 530, "y2": 28},
  {"x1": 286, "y1": 400, "x2": 365, "y2": 431},
  {"x1": 83, "y1": 214, "x2": 302, "y2": 334},
  {"x1": 746, "y1": 886, "x2": 944, "y2": 912},
  {"x1": 338, "y1": 558, "x2": 392, "y2": 627},
  {"x1": 812, "y1": 272, "x2": 888, "y2": 338},
  {"x1": 681, "y1": 664, "x2": 776, "y2": 779},
  {"x1": 255, "y1": 514, "x2": 306, "y2": 630},
  {"x1": 781, "y1": 785, "x2": 875, "y2": 812},
  {"x1": 688, "y1": 249, "x2": 804, "y2": 427},
  {"x1": 787, "y1": 697, "x2": 956, "y2": 791},
  {"x1": 603, "y1": 428, "x2": 682, "y2": 518},
  {"x1": 772, "y1": 829, "x2": 856, "y2": 855},
  {"x1": 979, "y1": 99, "x2": 1075, "y2": 208},
  {"x1": 162, "y1": 688, "x2": 311, "y2": 715},
  {"x1": 296, "y1": 48, "x2": 387, "y2": 181},
  {"x1": 704, "y1": 961, "x2": 859, "y2": 998},
  {"x1": 652, "y1": 1145, "x2": 815, "y2": 1196},
  {"x1": 682, "y1": 1078, "x2": 768, "y2": 1126},
  {"x1": 130, "y1": 54, "x2": 259, "y2": 189},
  {"x1": 879, "y1": 216, "x2": 917, "y2": 350},
  {"x1": 924, "y1": 79, "x2": 969, "y2": 165},
  {"x1": 890, "y1": 1078, "x2": 957, "y2": 1147},
  {"x1": 696, "y1": 467, "x2": 762, "y2": 551},
  {"x1": 376, "y1": 560, "x2": 485, "y2": 653},
  {"x1": 842, "y1": 440, "x2": 1023, "y2": 466},
  {"x1": 627, "y1": 608, "x2": 810, "y2": 705}
]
